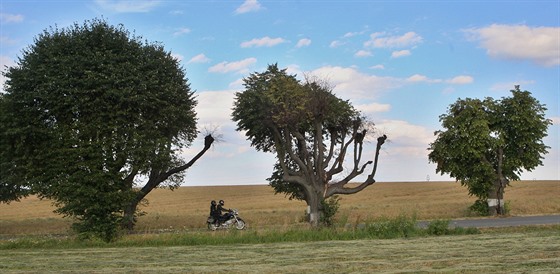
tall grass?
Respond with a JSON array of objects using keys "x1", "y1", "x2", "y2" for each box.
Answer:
[{"x1": 0, "y1": 214, "x2": 487, "y2": 249}]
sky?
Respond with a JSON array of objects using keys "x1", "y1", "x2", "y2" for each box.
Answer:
[{"x1": 1, "y1": 0, "x2": 559, "y2": 186}]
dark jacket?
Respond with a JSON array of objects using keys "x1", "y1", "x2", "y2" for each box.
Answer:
[
  {"x1": 210, "y1": 204, "x2": 219, "y2": 218},
  {"x1": 217, "y1": 204, "x2": 229, "y2": 215}
]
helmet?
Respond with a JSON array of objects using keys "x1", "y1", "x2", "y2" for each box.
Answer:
[
  {"x1": 211, "y1": 200, "x2": 216, "y2": 206},
  {"x1": 219, "y1": 200, "x2": 224, "y2": 205}
]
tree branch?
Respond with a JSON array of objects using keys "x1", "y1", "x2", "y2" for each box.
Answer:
[
  {"x1": 326, "y1": 132, "x2": 355, "y2": 178},
  {"x1": 326, "y1": 134, "x2": 387, "y2": 197},
  {"x1": 134, "y1": 135, "x2": 215, "y2": 203}
]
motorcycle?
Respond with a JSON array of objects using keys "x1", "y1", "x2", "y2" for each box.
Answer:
[{"x1": 207, "y1": 209, "x2": 246, "y2": 231}]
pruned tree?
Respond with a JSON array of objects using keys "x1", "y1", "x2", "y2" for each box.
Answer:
[
  {"x1": 428, "y1": 86, "x2": 552, "y2": 215},
  {"x1": 232, "y1": 64, "x2": 387, "y2": 226},
  {"x1": 0, "y1": 19, "x2": 213, "y2": 240}
]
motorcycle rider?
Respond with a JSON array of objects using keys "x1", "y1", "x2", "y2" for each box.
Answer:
[{"x1": 216, "y1": 200, "x2": 231, "y2": 223}]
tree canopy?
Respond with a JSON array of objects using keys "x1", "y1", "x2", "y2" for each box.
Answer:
[
  {"x1": 428, "y1": 86, "x2": 551, "y2": 215},
  {"x1": 0, "y1": 19, "x2": 209, "y2": 240},
  {"x1": 232, "y1": 64, "x2": 387, "y2": 226}
]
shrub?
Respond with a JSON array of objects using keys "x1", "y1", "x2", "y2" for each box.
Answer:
[
  {"x1": 427, "y1": 219, "x2": 451, "y2": 235},
  {"x1": 468, "y1": 199, "x2": 490, "y2": 216},
  {"x1": 365, "y1": 214, "x2": 418, "y2": 238},
  {"x1": 320, "y1": 195, "x2": 341, "y2": 227}
]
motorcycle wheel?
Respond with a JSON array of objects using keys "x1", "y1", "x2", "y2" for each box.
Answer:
[
  {"x1": 235, "y1": 219, "x2": 246, "y2": 230},
  {"x1": 208, "y1": 222, "x2": 218, "y2": 231}
]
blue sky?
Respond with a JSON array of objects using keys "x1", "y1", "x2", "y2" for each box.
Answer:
[{"x1": 1, "y1": 0, "x2": 559, "y2": 185}]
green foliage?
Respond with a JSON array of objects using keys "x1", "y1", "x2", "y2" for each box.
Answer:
[
  {"x1": 365, "y1": 214, "x2": 418, "y2": 238},
  {"x1": 0, "y1": 19, "x2": 198, "y2": 241},
  {"x1": 426, "y1": 219, "x2": 452, "y2": 235},
  {"x1": 428, "y1": 86, "x2": 552, "y2": 201},
  {"x1": 468, "y1": 199, "x2": 490, "y2": 216},
  {"x1": 320, "y1": 195, "x2": 341, "y2": 227},
  {"x1": 268, "y1": 162, "x2": 307, "y2": 201}
]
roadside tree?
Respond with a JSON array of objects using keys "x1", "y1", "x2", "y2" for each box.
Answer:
[
  {"x1": 232, "y1": 64, "x2": 387, "y2": 226},
  {"x1": 0, "y1": 19, "x2": 213, "y2": 240},
  {"x1": 428, "y1": 86, "x2": 551, "y2": 215}
]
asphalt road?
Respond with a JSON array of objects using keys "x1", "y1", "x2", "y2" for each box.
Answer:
[{"x1": 417, "y1": 215, "x2": 560, "y2": 228}]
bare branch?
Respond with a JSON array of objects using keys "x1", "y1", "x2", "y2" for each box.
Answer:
[{"x1": 326, "y1": 134, "x2": 388, "y2": 197}]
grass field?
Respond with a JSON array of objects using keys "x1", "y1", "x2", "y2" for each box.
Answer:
[
  {"x1": 1, "y1": 180, "x2": 558, "y2": 235},
  {"x1": 1, "y1": 230, "x2": 559, "y2": 273},
  {"x1": 0, "y1": 180, "x2": 559, "y2": 273}
]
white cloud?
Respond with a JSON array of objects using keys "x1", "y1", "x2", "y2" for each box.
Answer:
[
  {"x1": 406, "y1": 74, "x2": 434, "y2": 83},
  {"x1": 355, "y1": 50, "x2": 372, "y2": 57},
  {"x1": 1, "y1": 36, "x2": 18, "y2": 46},
  {"x1": 241, "y1": 36, "x2": 286, "y2": 48},
  {"x1": 296, "y1": 38, "x2": 311, "y2": 48},
  {"x1": 307, "y1": 66, "x2": 402, "y2": 100},
  {"x1": 370, "y1": 64, "x2": 385, "y2": 70},
  {"x1": 446, "y1": 75, "x2": 473, "y2": 84},
  {"x1": 173, "y1": 27, "x2": 191, "y2": 37},
  {"x1": 365, "y1": 31, "x2": 423, "y2": 48},
  {"x1": 169, "y1": 10, "x2": 183, "y2": 15},
  {"x1": 329, "y1": 40, "x2": 345, "y2": 48},
  {"x1": 187, "y1": 53, "x2": 210, "y2": 64},
  {"x1": 489, "y1": 80, "x2": 535, "y2": 91},
  {"x1": 285, "y1": 64, "x2": 303, "y2": 76},
  {"x1": 94, "y1": 0, "x2": 161, "y2": 13},
  {"x1": 375, "y1": 119, "x2": 435, "y2": 157},
  {"x1": 343, "y1": 31, "x2": 360, "y2": 38},
  {"x1": 235, "y1": 0, "x2": 262, "y2": 14},
  {"x1": 391, "y1": 49, "x2": 411, "y2": 58},
  {"x1": 355, "y1": 102, "x2": 391, "y2": 114},
  {"x1": 1, "y1": 56, "x2": 16, "y2": 93},
  {"x1": 171, "y1": 53, "x2": 183, "y2": 62},
  {"x1": 195, "y1": 90, "x2": 236, "y2": 125},
  {"x1": 0, "y1": 13, "x2": 23, "y2": 23},
  {"x1": 551, "y1": 117, "x2": 560, "y2": 125},
  {"x1": 406, "y1": 74, "x2": 472, "y2": 84},
  {"x1": 228, "y1": 78, "x2": 245, "y2": 89},
  {"x1": 466, "y1": 24, "x2": 560, "y2": 67},
  {"x1": 208, "y1": 58, "x2": 257, "y2": 74},
  {"x1": 411, "y1": 74, "x2": 442, "y2": 83}
]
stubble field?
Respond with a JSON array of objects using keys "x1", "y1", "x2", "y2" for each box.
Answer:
[{"x1": 1, "y1": 180, "x2": 558, "y2": 235}]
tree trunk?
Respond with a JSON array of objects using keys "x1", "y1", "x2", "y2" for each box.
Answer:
[
  {"x1": 488, "y1": 178, "x2": 505, "y2": 216},
  {"x1": 122, "y1": 200, "x2": 140, "y2": 231},
  {"x1": 488, "y1": 147, "x2": 506, "y2": 216},
  {"x1": 306, "y1": 188, "x2": 324, "y2": 227}
]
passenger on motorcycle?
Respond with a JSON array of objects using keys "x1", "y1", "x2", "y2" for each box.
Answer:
[{"x1": 210, "y1": 200, "x2": 220, "y2": 224}]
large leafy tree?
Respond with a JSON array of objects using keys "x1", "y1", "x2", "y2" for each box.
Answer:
[
  {"x1": 0, "y1": 19, "x2": 213, "y2": 240},
  {"x1": 428, "y1": 86, "x2": 551, "y2": 215},
  {"x1": 232, "y1": 64, "x2": 387, "y2": 226}
]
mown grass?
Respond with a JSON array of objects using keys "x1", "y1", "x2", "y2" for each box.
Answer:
[{"x1": 0, "y1": 227, "x2": 558, "y2": 273}]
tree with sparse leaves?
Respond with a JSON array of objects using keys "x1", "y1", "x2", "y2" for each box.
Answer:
[
  {"x1": 232, "y1": 64, "x2": 387, "y2": 226},
  {"x1": 428, "y1": 86, "x2": 551, "y2": 215},
  {"x1": 0, "y1": 19, "x2": 213, "y2": 241}
]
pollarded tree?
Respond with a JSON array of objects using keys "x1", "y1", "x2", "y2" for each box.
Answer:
[
  {"x1": 232, "y1": 64, "x2": 387, "y2": 226},
  {"x1": 0, "y1": 19, "x2": 213, "y2": 240},
  {"x1": 428, "y1": 86, "x2": 551, "y2": 215}
]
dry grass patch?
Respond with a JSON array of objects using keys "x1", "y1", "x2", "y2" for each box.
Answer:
[{"x1": 0, "y1": 180, "x2": 558, "y2": 235}]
